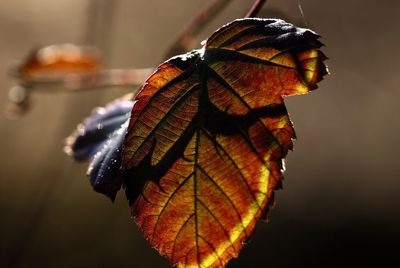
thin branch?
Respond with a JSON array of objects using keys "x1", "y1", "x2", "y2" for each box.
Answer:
[
  {"x1": 6, "y1": 67, "x2": 153, "y2": 118},
  {"x1": 245, "y1": 0, "x2": 267, "y2": 18},
  {"x1": 164, "y1": 0, "x2": 232, "y2": 59},
  {"x1": 13, "y1": 68, "x2": 154, "y2": 92}
]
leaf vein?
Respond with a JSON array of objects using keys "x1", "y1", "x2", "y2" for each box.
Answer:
[
  {"x1": 151, "y1": 171, "x2": 194, "y2": 242},
  {"x1": 197, "y1": 165, "x2": 248, "y2": 239}
]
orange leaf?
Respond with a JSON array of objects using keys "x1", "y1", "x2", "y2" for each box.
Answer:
[
  {"x1": 17, "y1": 44, "x2": 101, "y2": 80},
  {"x1": 122, "y1": 18, "x2": 327, "y2": 268}
]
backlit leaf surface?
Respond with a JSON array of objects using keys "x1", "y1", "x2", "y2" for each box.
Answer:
[{"x1": 122, "y1": 18, "x2": 327, "y2": 268}]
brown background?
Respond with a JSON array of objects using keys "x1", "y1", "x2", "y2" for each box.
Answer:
[{"x1": 1, "y1": 0, "x2": 399, "y2": 267}]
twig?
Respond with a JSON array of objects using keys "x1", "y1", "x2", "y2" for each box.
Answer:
[
  {"x1": 6, "y1": 67, "x2": 153, "y2": 119},
  {"x1": 14, "y1": 68, "x2": 154, "y2": 92},
  {"x1": 47, "y1": 68, "x2": 153, "y2": 91},
  {"x1": 245, "y1": 0, "x2": 267, "y2": 18},
  {"x1": 164, "y1": 0, "x2": 232, "y2": 59}
]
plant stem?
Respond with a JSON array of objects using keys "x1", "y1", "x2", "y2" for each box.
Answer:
[
  {"x1": 164, "y1": 0, "x2": 232, "y2": 59},
  {"x1": 245, "y1": 0, "x2": 267, "y2": 18},
  {"x1": 14, "y1": 68, "x2": 154, "y2": 92}
]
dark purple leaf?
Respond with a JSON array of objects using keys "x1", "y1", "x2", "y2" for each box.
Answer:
[{"x1": 65, "y1": 95, "x2": 134, "y2": 200}]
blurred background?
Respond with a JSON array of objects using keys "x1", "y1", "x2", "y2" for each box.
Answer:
[{"x1": 0, "y1": 0, "x2": 399, "y2": 267}]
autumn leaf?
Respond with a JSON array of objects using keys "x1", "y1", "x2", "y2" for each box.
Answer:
[
  {"x1": 17, "y1": 44, "x2": 101, "y2": 81},
  {"x1": 122, "y1": 18, "x2": 327, "y2": 267}
]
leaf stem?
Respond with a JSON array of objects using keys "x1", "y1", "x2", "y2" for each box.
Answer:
[
  {"x1": 164, "y1": 0, "x2": 232, "y2": 59},
  {"x1": 245, "y1": 0, "x2": 267, "y2": 18}
]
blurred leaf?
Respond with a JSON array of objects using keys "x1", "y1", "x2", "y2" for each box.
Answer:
[
  {"x1": 65, "y1": 94, "x2": 134, "y2": 201},
  {"x1": 122, "y1": 18, "x2": 327, "y2": 267},
  {"x1": 16, "y1": 44, "x2": 101, "y2": 81}
]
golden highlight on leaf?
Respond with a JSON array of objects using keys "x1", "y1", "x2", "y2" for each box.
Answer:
[{"x1": 122, "y1": 18, "x2": 327, "y2": 268}]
